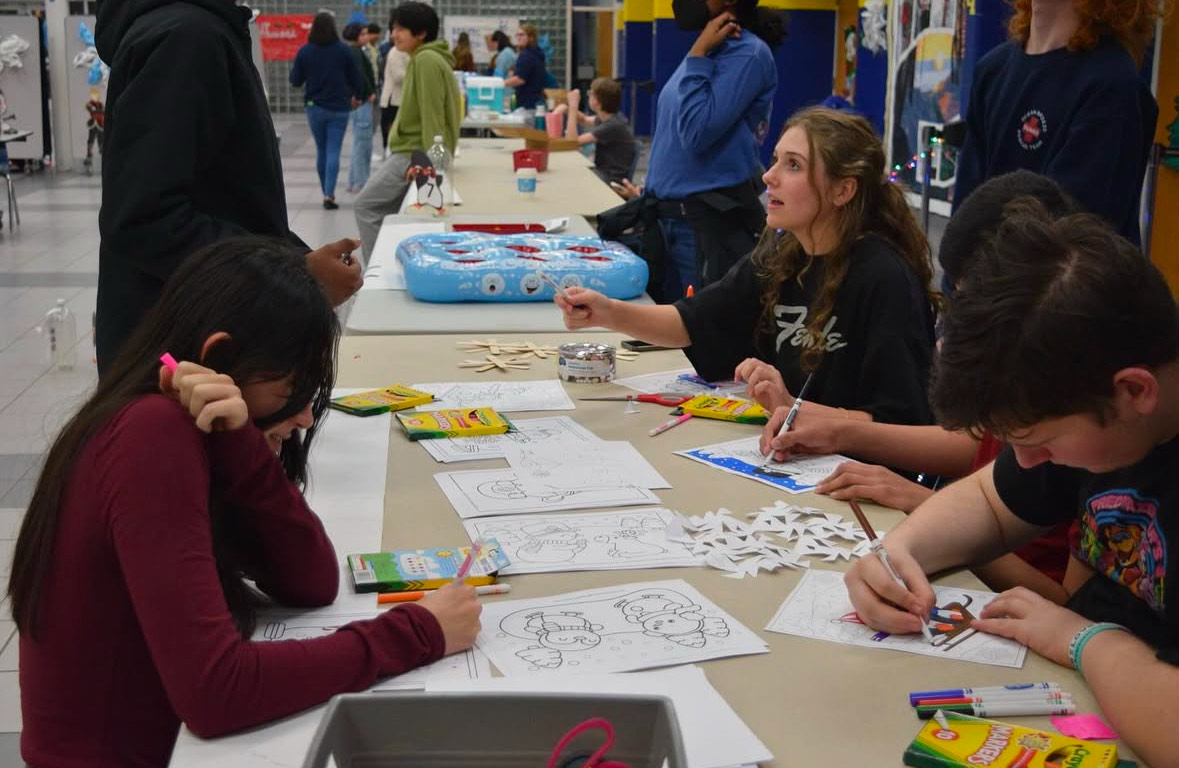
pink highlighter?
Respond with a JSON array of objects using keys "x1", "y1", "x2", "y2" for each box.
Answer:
[{"x1": 160, "y1": 352, "x2": 179, "y2": 371}]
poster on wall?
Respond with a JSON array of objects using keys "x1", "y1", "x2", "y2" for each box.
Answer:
[
  {"x1": 257, "y1": 15, "x2": 314, "y2": 62},
  {"x1": 65, "y1": 16, "x2": 108, "y2": 175},
  {"x1": 0, "y1": 16, "x2": 44, "y2": 162},
  {"x1": 443, "y1": 16, "x2": 520, "y2": 66},
  {"x1": 885, "y1": 0, "x2": 967, "y2": 214}
]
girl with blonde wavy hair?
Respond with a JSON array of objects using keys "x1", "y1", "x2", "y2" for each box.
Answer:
[{"x1": 554, "y1": 107, "x2": 939, "y2": 429}]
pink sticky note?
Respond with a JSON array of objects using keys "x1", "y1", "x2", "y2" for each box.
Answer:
[{"x1": 1051, "y1": 714, "x2": 1118, "y2": 740}]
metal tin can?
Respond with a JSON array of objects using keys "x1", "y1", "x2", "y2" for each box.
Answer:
[{"x1": 557, "y1": 342, "x2": 616, "y2": 383}]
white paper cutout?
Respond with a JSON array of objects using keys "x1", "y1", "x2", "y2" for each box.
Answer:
[
  {"x1": 860, "y1": 0, "x2": 887, "y2": 54},
  {"x1": 476, "y1": 579, "x2": 768, "y2": 675},
  {"x1": 0, "y1": 34, "x2": 30, "y2": 73},
  {"x1": 464, "y1": 508, "x2": 701, "y2": 574},
  {"x1": 765, "y1": 569, "x2": 1027, "y2": 668},
  {"x1": 676, "y1": 435, "x2": 850, "y2": 494},
  {"x1": 670, "y1": 501, "x2": 874, "y2": 579},
  {"x1": 411, "y1": 379, "x2": 575, "y2": 412},
  {"x1": 435, "y1": 467, "x2": 661, "y2": 519},
  {"x1": 419, "y1": 416, "x2": 599, "y2": 463}
]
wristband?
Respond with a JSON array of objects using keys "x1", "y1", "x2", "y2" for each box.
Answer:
[{"x1": 1068, "y1": 622, "x2": 1126, "y2": 675}]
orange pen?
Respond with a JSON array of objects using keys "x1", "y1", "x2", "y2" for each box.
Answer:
[{"x1": 377, "y1": 584, "x2": 511, "y2": 604}]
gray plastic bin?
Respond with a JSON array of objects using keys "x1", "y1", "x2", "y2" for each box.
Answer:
[{"x1": 303, "y1": 691, "x2": 687, "y2": 768}]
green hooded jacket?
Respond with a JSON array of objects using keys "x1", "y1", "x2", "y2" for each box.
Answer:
[{"x1": 388, "y1": 39, "x2": 461, "y2": 155}]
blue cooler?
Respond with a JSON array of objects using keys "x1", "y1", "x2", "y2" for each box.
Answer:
[{"x1": 467, "y1": 76, "x2": 506, "y2": 114}]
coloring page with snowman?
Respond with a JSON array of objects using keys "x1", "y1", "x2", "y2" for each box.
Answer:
[
  {"x1": 463, "y1": 508, "x2": 702, "y2": 574},
  {"x1": 476, "y1": 579, "x2": 768, "y2": 676}
]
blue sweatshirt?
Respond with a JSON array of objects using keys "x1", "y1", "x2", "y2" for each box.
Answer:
[
  {"x1": 289, "y1": 40, "x2": 364, "y2": 113},
  {"x1": 513, "y1": 46, "x2": 546, "y2": 110},
  {"x1": 954, "y1": 38, "x2": 1157, "y2": 244},
  {"x1": 645, "y1": 31, "x2": 777, "y2": 199}
]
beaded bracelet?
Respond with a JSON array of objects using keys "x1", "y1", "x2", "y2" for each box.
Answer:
[{"x1": 1068, "y1": 622, "x2": 1126, "y2": 675}]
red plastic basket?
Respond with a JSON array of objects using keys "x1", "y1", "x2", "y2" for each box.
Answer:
[{"x1": 513, "y1": 148, "x2": 549, "y2": 172}]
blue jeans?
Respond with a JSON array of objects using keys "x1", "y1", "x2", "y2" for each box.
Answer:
[
  {"x1": 348, "y1": 102, "x2": 375, "y2": 191},
  {"x1": 306, "y1": 104, "x2": 350, "y2": 198},
  {"x1": 658, "y1": 218, "x2": 698, "y2": 300}
]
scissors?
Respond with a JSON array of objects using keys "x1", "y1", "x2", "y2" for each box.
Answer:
[{"x1": 578, "y1": 393, "x2": 692, "y2": 407}]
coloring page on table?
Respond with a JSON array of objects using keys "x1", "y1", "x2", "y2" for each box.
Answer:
[
  {"x1": 252, "y1": 609, "x2": 493, "y2": 688},
  {"x1": 613, "y1": 368, "x2": 748, "y2": 400},
  {"x1": 419, "y1": 416, "x2": 600, "y2": 463},
  {"x1": 435, "y1": 467, "x2": 662, "y2": 518},
  {"x1": 504, "y1": 438, "x2": 671, "y2": 491},
  {"x1": 411, "y1": 380, "x2": 575, "y2": 413},
  {"x1": 463, "y1": 508, "x2": 701, "y2": 574},
  {"x1": 676, "y1": 435, "x2": 849, "y2": 494},
  {"x1": 477, "y1": 579, "x2": 767, "y2": 675},
  {"x1": 764, "y1": 569, "x2": 1028, "y2": 668}
]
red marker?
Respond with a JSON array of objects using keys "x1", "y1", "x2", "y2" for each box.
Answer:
[{"x1": 685, "y1": 285, "x2": 695, "y2": 298}]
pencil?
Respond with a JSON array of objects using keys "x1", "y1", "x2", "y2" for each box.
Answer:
[
  {"x1": 759, "y1": 371, "x2": 815, "y2": 468},
  {"x1": 848, "y1": 500, "x2": 936, "y2": 644}
]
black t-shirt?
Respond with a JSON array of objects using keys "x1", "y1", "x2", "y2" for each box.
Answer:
[
  {"x1": 993, "y1": 439, "x2": 1179, "y2": 659},
  {"x1": 590, "y1": 113, "x2": 637, "y2": 183},
  {"x1": 674, "y1": 235, "x2": 935, "y2": 426}
]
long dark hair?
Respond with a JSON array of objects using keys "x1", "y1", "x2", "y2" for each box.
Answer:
[
  {"x1": 9, "y1": 238, "x2": 340, "y2": 640},
  {"x1": 308, "y1": 11, "x2": 339, "y2": 46},
  {"x1": 753, "y1": 107, "x2": 938, "y2": 371},
  {"x1": 491, "y1": 30, "x2": 514, "y2": 53}
]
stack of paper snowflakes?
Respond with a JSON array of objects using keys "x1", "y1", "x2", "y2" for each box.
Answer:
[{"x1": 668, "y1": 501, "x2": 875, "y2": 579}]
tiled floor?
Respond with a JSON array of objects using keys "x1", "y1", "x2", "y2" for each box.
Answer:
[{"x1": 0, "y1": 117, "x2": 947, "y2": 766}]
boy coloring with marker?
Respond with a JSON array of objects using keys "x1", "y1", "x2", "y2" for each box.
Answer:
[{"x1": 843, "y1": 204, "x2": 1179, "y2": 766}]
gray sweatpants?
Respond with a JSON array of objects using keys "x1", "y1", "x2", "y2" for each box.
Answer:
[{"x1": 354, "y1": 152, "x2": 413, "y2": 262}]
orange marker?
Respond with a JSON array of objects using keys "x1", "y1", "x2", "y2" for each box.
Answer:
[
  {"x1": 377, "y1": 584, "x2": 511, "y2": 604},
  {"x1": 685, "y1": 285, "x2": 695, "y2": 298}
]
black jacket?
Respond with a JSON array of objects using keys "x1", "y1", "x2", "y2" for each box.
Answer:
[{"x1": 95, "y1": 0, "x2": 304, "y2": 372}]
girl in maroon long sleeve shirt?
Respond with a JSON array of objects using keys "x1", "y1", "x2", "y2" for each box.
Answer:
[{"x1": 10, "y1": 239, "x2": 480, "y2": 767}]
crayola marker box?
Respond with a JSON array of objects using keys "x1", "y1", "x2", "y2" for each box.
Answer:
[
  {"x1": 330, "y1": 385, "x2": 435, "y2": 416},
  {"x1": 903, "y1": 712, "x2": 1117, "y2": 768},
  {"x1": 347, "y1": 540, "x2": 510, "y2": 593},
  {"x1": 395, "y1": 407, "x2": 514, "y2": 440},
  {"x1": 680, "y1": 395, "x2": 769, "y2": 425}
]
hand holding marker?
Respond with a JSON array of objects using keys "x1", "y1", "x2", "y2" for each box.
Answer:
[
  {"x1": 848, "y1": 500, "x2": 936, "y2": 644},
  {"x1": 537, "y1": 270, "x2": 587, "y2": 310},
  {"x1": 452, "y1": 538, "x2": 488, "y2": 585},
  {"x1": 760, "y1": 371, "x2": 815, "y2": 468}
]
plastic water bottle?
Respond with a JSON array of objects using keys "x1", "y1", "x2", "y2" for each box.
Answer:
[
  {"x1": 41, "y1": 299, "x2": 77, "y2": 369},
  {"x1": 426, "y1": 134, "x2": 453, "y2": 206},
  {"x1": 535, "y1": 103, "x2": 547, "y2": 131}
]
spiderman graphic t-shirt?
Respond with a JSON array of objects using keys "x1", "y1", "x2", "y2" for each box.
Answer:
[{"x1": 992, "y1": 437, "x2": 1179, "y2": 659}]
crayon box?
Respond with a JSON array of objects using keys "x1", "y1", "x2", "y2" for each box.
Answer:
[
  {"x1": 395, "y1": 407, "x2": 514, "y2": 440},
  {"x1": 680, "y1": 395, "x2": 769, "y2": 425},
  {"x1": 347, "y1": 540, "x2": 510, "y2": 593},
  {"x1": 330, "y1": 385, "x2": 435, "y2": 416},
  {"x1": 904, "y1": 712, "x2": 1118, "y2": 768}
]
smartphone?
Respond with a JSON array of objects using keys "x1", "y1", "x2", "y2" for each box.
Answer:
[{"x1": 621, "y1": 339, "x2": 673, "y2": 352}]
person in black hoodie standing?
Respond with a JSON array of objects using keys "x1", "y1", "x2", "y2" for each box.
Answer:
[{"x1": 95, "y1": 0, "x2": 364, "y2": 375}]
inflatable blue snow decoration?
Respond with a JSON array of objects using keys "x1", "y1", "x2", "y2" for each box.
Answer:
[{"x1": 396, "y1": 232, "x2": 648, "y2": 303}]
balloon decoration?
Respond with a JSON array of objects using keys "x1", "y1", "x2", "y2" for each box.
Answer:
[{"x1": 72, "y1": 21, "x2": 109, "y2": 86}]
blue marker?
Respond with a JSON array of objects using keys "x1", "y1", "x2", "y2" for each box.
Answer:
[{"x1": 907, "y1": 682, "x2": 1062, "y2": 707}]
